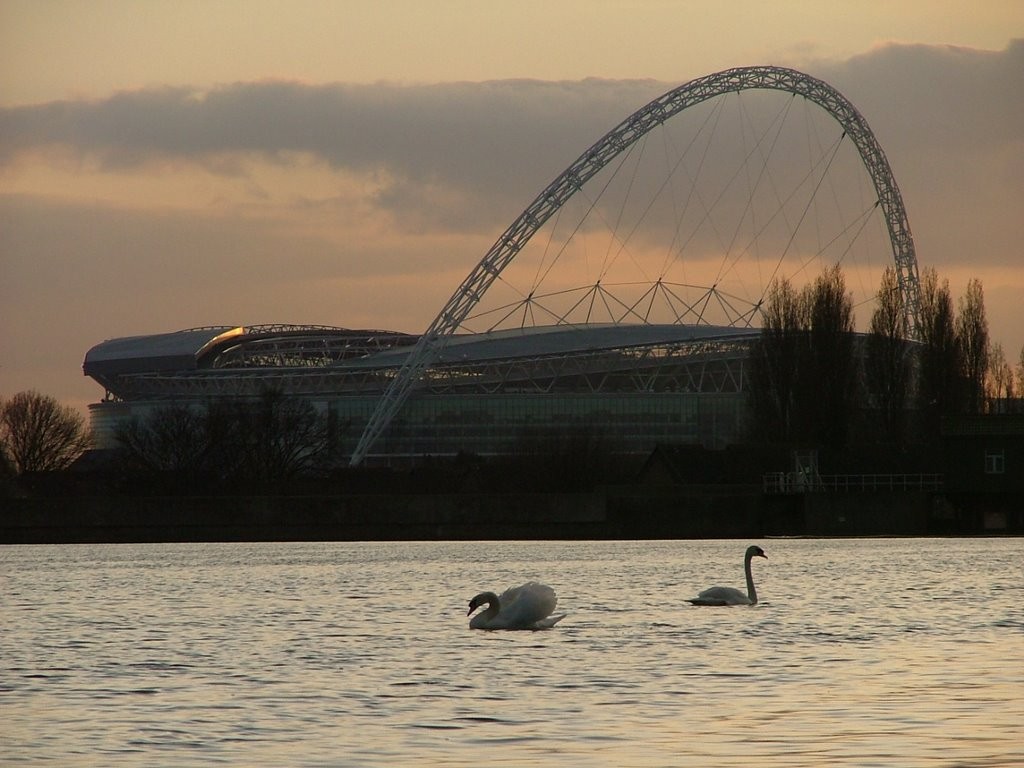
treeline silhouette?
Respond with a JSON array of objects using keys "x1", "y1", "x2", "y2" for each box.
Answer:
[{"x1": 747, "y1": 265, "x2": 1004, "y2": 454}]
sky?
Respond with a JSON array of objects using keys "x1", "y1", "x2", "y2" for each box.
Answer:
[{"x1": 2, "y1": 0, "x2": 1023, "y2": 414}]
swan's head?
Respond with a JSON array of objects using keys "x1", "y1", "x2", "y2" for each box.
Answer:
[
  {"x1": 467, "y1": 591, "x2": 497, "y2": 616},
  {"x1": 747, "y1": 545, "x2": 767, "y2": 560}
]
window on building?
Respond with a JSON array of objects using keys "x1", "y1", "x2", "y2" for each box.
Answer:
[{"x1": 984, "y1": 450, "x2": 1005, "y2": 475}]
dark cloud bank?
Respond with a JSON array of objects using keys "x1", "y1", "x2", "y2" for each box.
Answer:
[
  {"x1": 2, "y1": 39, "x2": 1020, "y2": 241},
  {"x1": 1, "y1": 40, "x2": 1022, "y2": 406}
]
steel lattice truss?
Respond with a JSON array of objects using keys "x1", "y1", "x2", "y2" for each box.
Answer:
[
  {"x1": 422, "y1": 338, "x2": 752, "y2": 396},
  {"x1": 350, "y1": 66, "x2": 921, "y2": 465}
]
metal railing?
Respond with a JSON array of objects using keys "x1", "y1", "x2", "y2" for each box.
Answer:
[{"x1": 763, "y1": 472, "x2": 943, "y2": 494}]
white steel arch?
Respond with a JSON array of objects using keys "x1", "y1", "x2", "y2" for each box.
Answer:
[{"x1": 350, "y1": 65, "x2": 920, "y2": 465}]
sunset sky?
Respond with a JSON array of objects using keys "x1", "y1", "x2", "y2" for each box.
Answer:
[{"x1": 2, "y1": 1, "x2": 1022, "y2": 413}]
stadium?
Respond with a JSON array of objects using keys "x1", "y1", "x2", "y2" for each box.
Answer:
[
  {"x1": 82, "y1": 67, "x2": 920, "y2": 465},
  {"x1": 84, "y1": 322, "x2": 756, "y2": 460}
]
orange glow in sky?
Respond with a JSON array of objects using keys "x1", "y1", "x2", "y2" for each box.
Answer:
[{"x1": 1, "y1": 1, "x2": 1022, "y2": 411}]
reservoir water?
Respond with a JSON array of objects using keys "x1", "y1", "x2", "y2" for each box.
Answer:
[{"x1": 2, "y1": 537, "x2": 1021, "y2": 766}]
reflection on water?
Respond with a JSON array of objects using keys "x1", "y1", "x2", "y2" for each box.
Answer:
[{"x1": 2, "y1": 538, "x2": 1021, "y2": 766}]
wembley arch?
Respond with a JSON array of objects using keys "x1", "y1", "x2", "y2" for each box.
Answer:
[{"x1": 350, "y1": 65, "x2": 921, "y2": 466}]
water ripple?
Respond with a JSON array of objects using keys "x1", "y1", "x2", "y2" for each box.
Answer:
[{"x1": 2, "y1": 537, "x2": 1021, "y2": 767}]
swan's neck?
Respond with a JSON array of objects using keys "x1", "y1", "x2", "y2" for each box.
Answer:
[
  {"x1": 480, "y1": 593, "x2": 501, "y2": 621},
  {"x1": 744, "y1": 553, "x2": 758, "y2": 605}
]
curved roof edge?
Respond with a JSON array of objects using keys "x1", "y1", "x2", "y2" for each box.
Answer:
[
  {"x1": 85, "y1": 322, "x2": 763, "y2": 379},
  {"x1": 83, "y1": 327, "x2": 242, "y2": 378}
]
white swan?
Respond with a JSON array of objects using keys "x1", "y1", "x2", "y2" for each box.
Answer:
[
  {"x1": 687, "y1": 545, "x2": 767, "y2": 606},
  {"x1": 467, "y1": 582, "x2": 566, "y2": 630}
]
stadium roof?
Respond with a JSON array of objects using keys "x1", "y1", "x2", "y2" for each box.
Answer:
[
  {"x1": 83, "y1": 322, "x2": 761, "y2": 399},
  {"x1": 430, "y1": 323, "x2": 754, "y2": 363},
  {"x1": 83, "y1": 326, "x2": 242, "y2": 377}
]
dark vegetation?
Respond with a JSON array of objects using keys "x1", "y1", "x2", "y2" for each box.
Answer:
[{"x1": 0, "y1": 390, "x2": 91, "y2": 474}]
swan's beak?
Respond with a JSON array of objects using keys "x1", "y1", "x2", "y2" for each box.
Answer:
[
  {"x1": 467, "y1": 601, "x2": 476, "y2": 616},
  {"x1": 759, "y1": 552, "x2": 768, "y2": 559}
]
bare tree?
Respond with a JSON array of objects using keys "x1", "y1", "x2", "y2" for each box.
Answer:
[
  {"x1": 115, "y1": 392, "x2": 330, "y2": 488},
  {"x1": 956, "y1": 278, "x2": 989, "y2": 414},
  {"x1": 115, "y1": 404, "x2": 220, "y2": 484},
  {"x1": 1018, "y1": 344, "x2": 1024, "y2": 401},
  {"x1": 0, "y1": 442, "x2": 16, "y2": 488},
  {"x1": 866, "y1": 266, "x2": 912, "y2": 445},
  {"x1": 985, "y1": 342, "x2": 1015, "y2": 410},
  {"x1": 0, "y1": 390, "x2": 91, "y2": 473},
  {"x1": 232, "y1": 390, "x2": 330, "y2": 483}
]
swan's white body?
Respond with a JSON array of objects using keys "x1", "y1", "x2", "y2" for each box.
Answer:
[
  {"x1": 687, "y1": 545, "x2": 767, "y2": 606},
  {"x1": 467, "y1": 582, "x2": 566, "y2": 630}
]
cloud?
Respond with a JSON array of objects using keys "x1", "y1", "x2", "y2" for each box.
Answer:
[
  {"x1": 2, "y1": 41, "x2": 1020, "y2": 249},
  {"x1": 2, "y1": 40, "x2": 1022, "y2": 410},
  {"x1": 0, "y1": 78, "x2": 667, "y2": 229},
  {"x1": 801, "y1": 40, "x2": 1024, "y2": 271},
  {"x1": 3, "y1": 41, "x2": 1021, "y2": 251},
  {"x1": 822, "y1": 39, "x2": 1024, "y2": 153}
]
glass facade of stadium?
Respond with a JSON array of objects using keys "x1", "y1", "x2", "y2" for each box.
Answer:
[
  {"x1": 83, "y1": 324, "x2": 755, "y2": 463},
  {"x1": 339, "y1": 391, "x2": 746, "y2": 458}
]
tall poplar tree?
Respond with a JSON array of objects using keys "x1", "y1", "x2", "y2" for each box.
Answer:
[
  {"x1": 956, "y1": 278, "x2": 989, "y2": 414},
  {"x1": 986, "y1": 342, "x2": 1015, "y2": 407},
  {"x1": 748, "y1": 277, "x2": 804, "y2": 442},
  {"x1": 916, "y1": 267, "x2": 963, "y2": 438},
  {"x1": 749, "y1": 266, "x2": 858, "y2": 449},
  {"x1": 800, "y1": 264, "x2": 858, "y2": 449},
  {"x1": 867, "y1": 266, "x2": 912, "y2": 445}
]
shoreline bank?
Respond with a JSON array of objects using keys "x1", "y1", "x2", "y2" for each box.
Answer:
[{"x1": 3, "y1": 487, "x2": 1017, "y2": 544}]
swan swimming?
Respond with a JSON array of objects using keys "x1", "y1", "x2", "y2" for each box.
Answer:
[
  {"x1": 467, "y1": 582, "x2": 566, "y2": 630},
  {"x1": 687, "y1": 545, "x2": 767, "y2": 606}
]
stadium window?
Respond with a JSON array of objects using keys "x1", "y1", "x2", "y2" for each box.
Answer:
[{"x1": 984, "y1": 450, "x2": 1005, "y2": 475}]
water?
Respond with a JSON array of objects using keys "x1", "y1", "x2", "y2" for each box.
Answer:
[{"x1": 2, "y1": 538, "x2": 1021, "y2": 767}]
